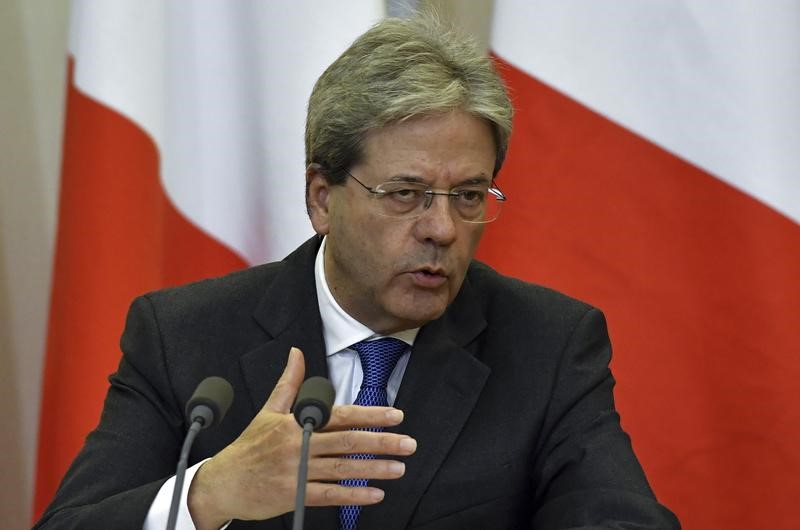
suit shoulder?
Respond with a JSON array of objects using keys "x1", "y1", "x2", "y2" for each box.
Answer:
[
  {"x1": 465, "y1": 260, "x2": 599, "y2": 324},
  {"x1": 139, "y1": 261, "x2": 283, "y2": 317}
]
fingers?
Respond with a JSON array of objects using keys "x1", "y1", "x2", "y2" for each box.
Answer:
[
  {"x1": 264, "y1": 347, "x2": 305, "y2": 413},
  {"x1": 314, "y1": 404, "x2": 417, "y2": 459},
  {"x1": 326, "y1": 405, "x2": 405, "y2": 430},
  {"x1": 303, "y1": 452, "x2": 412, "y2": 508},
  {"x1": 305, "y1": 483, "x2": 386, "y2": 507},
  {"x1": 308, "y1": 456, "x2": 406, "y2": 482},
  {"x1": 310, "y1": 430, "x2": 417, "y2": 458}
]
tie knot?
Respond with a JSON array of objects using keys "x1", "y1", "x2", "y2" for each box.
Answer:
[{"x1": 350, "y1": 337, "x2": 407, "y2": 388}]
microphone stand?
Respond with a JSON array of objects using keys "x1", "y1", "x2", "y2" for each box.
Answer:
[
  {"x1": 166, "y1": 415, "x2": 205, "y2": 530},
  {"x1": 164, "y1": 376, "x2": 233, "y2": 530},
  {"x1": 291, "y1": 376, "x2": 335, "y2": 530},
  {"x1": 292, "y1": 422, "x2": 315, "y2": 530}
]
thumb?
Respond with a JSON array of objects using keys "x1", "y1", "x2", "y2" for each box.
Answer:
[{"x1": 263, "y1": 347, "x2": 305, "y2": 413}]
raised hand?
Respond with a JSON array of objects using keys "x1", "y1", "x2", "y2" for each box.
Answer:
[{"x1": 187, "y1": 347, "x2": 416, "y2": 529}]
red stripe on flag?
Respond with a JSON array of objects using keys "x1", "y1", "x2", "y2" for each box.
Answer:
[
  {"x1": 33, "y1": 59, "x2": 247, "y2": 519},
  {"x1": 479, "y1": 56, "x2": 800, "y2": 529}
]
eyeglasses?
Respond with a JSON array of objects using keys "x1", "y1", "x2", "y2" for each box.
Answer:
[{"x1": 344, "y1": 170, "x2": 506, "y2": 223}]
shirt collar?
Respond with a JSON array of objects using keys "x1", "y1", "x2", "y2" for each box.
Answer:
[{"x1": 315, "y1": 236, "x2": 418, "y2": 357}]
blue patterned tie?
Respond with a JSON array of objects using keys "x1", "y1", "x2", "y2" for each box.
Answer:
[{"x1": 339, "y1": 337, "x2": 407, "y2": 530}]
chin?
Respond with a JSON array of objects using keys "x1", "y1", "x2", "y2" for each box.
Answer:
[
  {"x1": 390, "y1": 301, "x2": 449, "y2": 329},
  {"x1": 378, "y1": 286, "x2": 453, "y2": 330}
]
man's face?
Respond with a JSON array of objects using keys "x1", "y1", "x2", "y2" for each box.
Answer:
[{"x1": 307, "y1": 110, "x2": 496, "y2": 334}]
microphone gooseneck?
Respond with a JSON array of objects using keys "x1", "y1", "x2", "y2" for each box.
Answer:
[
  {"x1": 166, "y1": 376, "x2": 234, "y2": 530},
  {"x1": 292, "y1": 376, "x2": 336, "y2": 530}
]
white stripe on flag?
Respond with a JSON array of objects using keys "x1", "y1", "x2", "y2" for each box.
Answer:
[
  {"x1": 69, "y1": 0, "x2": 385, "y2": 264},
  {"x1": 492, "y1": 0, "x2": 800, "y2": 224}
]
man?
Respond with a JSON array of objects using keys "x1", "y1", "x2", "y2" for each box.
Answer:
[{"x1": 36, "y1": 15, "x2": 680, "y2": 530}]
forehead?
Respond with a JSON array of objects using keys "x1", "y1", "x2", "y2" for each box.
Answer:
[{"x1": 358, "y1": 111, "x2": 496, "y2": 183}]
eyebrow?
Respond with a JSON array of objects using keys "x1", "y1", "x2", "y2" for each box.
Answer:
[
  {"x1": 387, "y1": 174, "x2": 492, "y2": 186},
  {"x1": 387, "y1": 174, "x2": 426, "y2": 183}
]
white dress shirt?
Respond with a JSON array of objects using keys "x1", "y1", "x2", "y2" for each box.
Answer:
[
  {"x1": 144, "y1": 236, "x2": 417, "y2": 529},
  {"x1": 315, "y1": 236, "x2": 417, "y2": 406}
]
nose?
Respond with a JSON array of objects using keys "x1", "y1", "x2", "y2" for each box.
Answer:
[{"x1": 413, "y1": 194, "x2": 457, "y2": 246}]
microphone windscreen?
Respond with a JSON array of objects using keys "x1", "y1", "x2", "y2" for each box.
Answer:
[
  {"x1": 293, "y1": 376, "x2": 335, "y2": 430},
  {"x1": 185, "y1": 376, "x2": 234, "y2": 428}
]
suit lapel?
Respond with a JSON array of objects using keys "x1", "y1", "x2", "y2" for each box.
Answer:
[
  {"x1": 359, "y1": 278, "x2": 490, "y2": 530},
  {"x1": 240, "y1": 236, "x2": 329, "y2": 413},
  {"x1": 234, "y1": 239, "x2": 489, "y2": 530},
  {"x1": 237, "y1": 236, "x2": 339, "y2": 530}
]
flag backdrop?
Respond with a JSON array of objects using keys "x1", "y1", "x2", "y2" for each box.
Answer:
[
  {"x1": 482, "y1": 1, "x2": 800, "y2": 529},
  {"x1": 34, "y1": 0, "x2": 383, "y2": 519}
]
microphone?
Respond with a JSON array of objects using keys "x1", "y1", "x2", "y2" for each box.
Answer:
[
  {"x1": 292, "y1": 377, "x2": 335, "y2": 530},
  {"x1": 186, "y1": 376, "x2": 235, "y2": 429},
  {"x1": 293, "y1": 376, "x2": 335, "y2": 430},
  {"x1": 166, "y1": 377, "x2": 234, "y2": 530}
]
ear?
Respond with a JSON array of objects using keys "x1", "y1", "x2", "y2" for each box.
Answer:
[{"x1": 306, "y1": 164, "x2": 332, "y2": 235}]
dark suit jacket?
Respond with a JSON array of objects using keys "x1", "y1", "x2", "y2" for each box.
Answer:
[{"x1": 36, "y1": 236, "x2": 679, "y2": 529}]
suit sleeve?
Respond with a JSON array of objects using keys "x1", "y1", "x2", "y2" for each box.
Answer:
[
  {"x1": 530, "y1": 308, "x2": 681, "y2": 529},
  {"x1": 34, "y1": 295, "x2": 186, "y2": 529}
]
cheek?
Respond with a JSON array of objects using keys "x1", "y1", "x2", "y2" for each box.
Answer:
[
  {"x1": 340, "y1": 215, "x2": 400, "y2": 280},
  {"x1": 449, "y1": 226, "x2": 484, "y2": 285},
  {"x1": 469, "y1": 224, "x2": 486, "y2": 247},
  {"x1": 458, "y1": 225, "x2": 485, "y2": 262},
  {"x1": 363, "y1": 218, "x2": 410, "y2": 257}
]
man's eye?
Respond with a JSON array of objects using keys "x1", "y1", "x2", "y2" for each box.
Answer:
[
  {"x1": 456, "y1": 189, "x2": 485, "y2": 205},
  {"x1": 387, "y1": 188, "x2": 423, "y2": 202}
]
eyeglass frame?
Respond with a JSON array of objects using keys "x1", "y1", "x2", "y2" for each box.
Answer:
[{"x1": 340, "y1": 169, "x2": 507, "y2": 224}]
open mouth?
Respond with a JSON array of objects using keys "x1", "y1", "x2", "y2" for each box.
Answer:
[{"x1": 410, "y1": 268, "x2": 447, "y2": 287}]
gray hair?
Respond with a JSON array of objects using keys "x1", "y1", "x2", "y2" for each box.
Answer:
[{"x1": 305, "y1": 14, "x2": 513, "y2": 205}]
